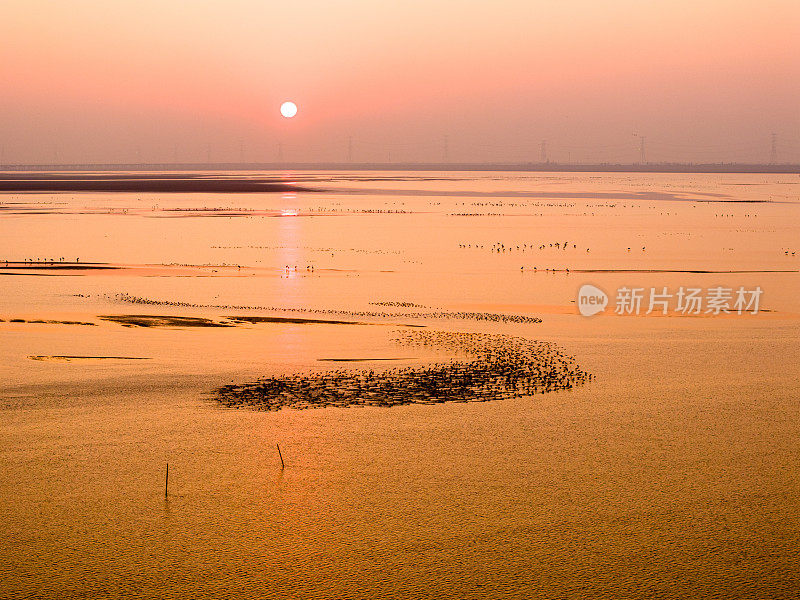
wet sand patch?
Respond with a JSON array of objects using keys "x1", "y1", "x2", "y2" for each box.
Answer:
[
  {"x1": 3, "y1": 318, "x2": 96, "y2": 326},
  {"x1": 98, "y1": 315, "x2": 234, "y2": 328},
  {"x1": 317, "y1": 357, "x2": 413, "y2": 362},
  {"x1": 213, "y1": 330, "x2": 590, "y2": 411},
  {"x1": 0, "y1": 175, "x2": 318, "y2": 194},
  {"x1": 97, "y1": 313, "x2": 392, "y2": 328},
  {"x1": 226, "y1": 315, "x2": 370, "y2": 326},
  {"x1": 0, "y1": 262, "x2": 118, "y2": 270},
  {"x1": 335, "y1": 186, "x2": 747, "y2": 202},
  {"x1": 28, "y1": 355, "x2": 151, "y2": 362},
  {"x1": 1, "y1": 272, "x2": 85, "y2": 277}
]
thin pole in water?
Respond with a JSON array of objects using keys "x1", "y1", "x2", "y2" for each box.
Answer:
[
  {"x1": 165, "y1": 463, "x2": 169, "y2": 498},
  {"x1": 276, "y1": 444, "x2": 285, "y2": 469}
]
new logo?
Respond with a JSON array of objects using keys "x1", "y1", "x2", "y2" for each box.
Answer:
[{"x1": 577, "y1": 284, "x2": 608, "y2": 316}]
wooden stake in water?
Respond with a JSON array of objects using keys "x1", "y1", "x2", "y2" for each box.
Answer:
[
  {"x1": 165, "y1": 463, "x2": 169, "y2": 498},
  {"x1": 276, "y1": 444, "x2": 285, "y2": 469}
]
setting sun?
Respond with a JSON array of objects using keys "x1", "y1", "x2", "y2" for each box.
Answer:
[{"x1": 280, "y1": 101, "x2": 297, "y2": 118}]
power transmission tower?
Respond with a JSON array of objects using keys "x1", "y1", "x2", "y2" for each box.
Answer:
[
  {"x1": 770, "y1": 133, "x2": 777, "y2": 164},
  {"x1": 633, "y1": 134, "x2": 646, "y2": 164}
]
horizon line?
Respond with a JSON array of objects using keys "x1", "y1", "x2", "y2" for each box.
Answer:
[{"x1": 2, "y1": 161, "x2": 800, "y2": 175}]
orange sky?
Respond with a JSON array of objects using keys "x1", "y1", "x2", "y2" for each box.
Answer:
[{"x1": 1, "y1": 0, "x2": 799, "y2": 163}]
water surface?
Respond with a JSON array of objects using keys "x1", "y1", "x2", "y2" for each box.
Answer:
[{"x1": 1, "y1": 171, "x2": 799, "y2": 598}]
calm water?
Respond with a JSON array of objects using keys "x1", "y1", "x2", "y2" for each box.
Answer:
[{"x1": 2, "y1": 171, "x2": 800, "y2": 598}]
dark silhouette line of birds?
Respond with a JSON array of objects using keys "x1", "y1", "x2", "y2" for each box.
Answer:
[{"x1": 110, "y1": 293, "x2": 543, "y2": 324}]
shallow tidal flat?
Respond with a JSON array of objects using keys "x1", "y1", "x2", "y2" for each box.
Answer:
[{"x1": 2, "y1": 171, "x2": 800, "y2": 598}]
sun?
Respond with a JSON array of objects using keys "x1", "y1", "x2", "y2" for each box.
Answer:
[{"x1": 280, "y1": 101, "x2": 297, "y2": 118}]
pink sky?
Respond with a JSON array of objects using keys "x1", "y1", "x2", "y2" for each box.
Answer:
[{"x1": 1, "y1": 0, "x2": 799, "y2": 163}]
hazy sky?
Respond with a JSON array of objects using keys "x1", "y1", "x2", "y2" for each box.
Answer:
[{"x1": 2, "y1": 0, "x2": 799, "y2": 164}]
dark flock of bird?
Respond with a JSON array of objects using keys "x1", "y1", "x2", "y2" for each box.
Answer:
[
  {"x1": 213, "y1": 330, "x2": 591, "y2": 411},
  {"x1": 110, "y1": 293, "x2": 543, "y2": 325},
  {"x1": 369, "y1": 301, "x2": 428, "y2": 308}
]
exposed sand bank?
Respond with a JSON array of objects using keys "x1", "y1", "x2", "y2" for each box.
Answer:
[
  {"x1": 0, "y1": 174, "x2": 317, "y2": 193},
  {"x1": 28, "y1": 355, "x2": 150, "y2": 362}
]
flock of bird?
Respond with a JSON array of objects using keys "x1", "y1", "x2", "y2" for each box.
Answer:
[
  {"x1": 213, "y1": 330, "x2": 591, "y2": 411},
  {"x1": 110, "y1": 293, "x2": 543, "y2": 325},
  {"x1": 458, "y1": 241, "x2": 591, "y2": 252},
  {"x1": 5, "y1": 258, "x2": 81, "y2": 264}
]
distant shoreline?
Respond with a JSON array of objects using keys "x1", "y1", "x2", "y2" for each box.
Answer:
[
  {"x1": 0, "y1": 175, "x2": 314, "y2": 193},
  {"x1": 1, "y1": 162, "x2": 800, "y2": 174}
]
